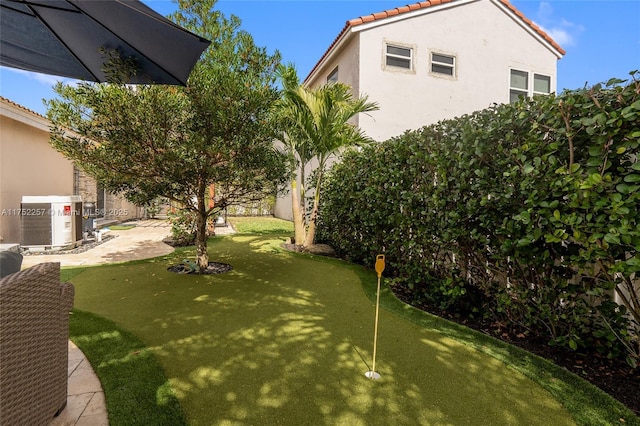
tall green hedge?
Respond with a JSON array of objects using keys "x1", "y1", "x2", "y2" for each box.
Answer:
[{"x1": 317, "y1": 72, "x2": 640, "y2": 365}]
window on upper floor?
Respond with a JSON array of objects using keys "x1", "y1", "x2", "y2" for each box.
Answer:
[
  {"x1": 430, "y1": 52, "x2": 455, "y2": 77},
  {"x1": 327, "y1": 66, "x2": 338, "y2": 83},
  {"x1": 385, "y1": 44, "x2": 412, "y2": 70},
  {"x1": 510, "y1": 69, "x2": 529, "y2": 103},
  {"x1": 510, "y1": 69, "x2": 552, "y2": 103},
  {"x1": 533, "y1": 74, "x2": 551, "y2": 95}
]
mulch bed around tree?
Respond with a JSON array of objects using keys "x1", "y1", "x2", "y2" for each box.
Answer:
[
  {"x1": 163, "y1": 237, "x2": 234, "y2": 274},
  {"x1": 167, "y1": 262, "x2": 233, "y2": 275},
  {"x1": 391, "y1": 286, "x2": 640, "y2": 417}
]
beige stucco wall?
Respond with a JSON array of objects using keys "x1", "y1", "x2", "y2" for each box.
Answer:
[
  {"x1": 75, "y1": 167, "x2": 98, "y2": 203},
  {"x1": 1, "y1": 98, "x2": 145, "y2": 243},
  {"x1": 0, "y1": 101, "x2": 75, "y2": 243}
]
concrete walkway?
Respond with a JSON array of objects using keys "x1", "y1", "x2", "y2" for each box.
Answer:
[
  {"x1": 36, "y1": 219, "x2": 235, "y2": 425},
  {"x1": 23, "y1": 219, "x2": 175, "y2": 269}
]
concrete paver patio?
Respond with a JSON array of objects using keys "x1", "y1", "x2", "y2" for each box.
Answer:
[
  {"x1": 22, "y1": 219, "x2": 176, "y2": 269},
  {"x1": 49, "y1": 341, "x2": 108, "y2": 426}
]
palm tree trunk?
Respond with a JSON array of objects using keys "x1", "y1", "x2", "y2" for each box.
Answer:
[
  {"x1": 303, "y1": 168, "x2": 323, "y2": 247},
  {"x1": 303, "y1": 194, "x2": 319, "y2": 247},
  {"x1": 291, "y1": 179, "x2": 305, "y2": 245}
]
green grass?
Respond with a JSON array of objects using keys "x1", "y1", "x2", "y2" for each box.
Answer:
[
  {"x1": 69, "y1": 309, "x2": 187, "y2": 425},
  {"x1": 62, "y1": 222, "x2": 640, "y2": 426},
  {"x1": 353, "y1": 264, "x2": 638, "y2": 426},
  {"x1": 228, "y1": 215, "x2": 293, "y2": 234},
  {"x1": 107, "y1": 224, "x2": 137, "y2": 231}
]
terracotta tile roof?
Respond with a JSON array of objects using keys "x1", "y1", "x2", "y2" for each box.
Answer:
[
  {"x1": 0, "y1": 96, "x2": 47, "y2": 120},
  {"x1": 305, "y1": 0, "x2": 565, "y2": 83},
  {"x1": 497, "y1": 0, "x2": 565, "y2": 55}
]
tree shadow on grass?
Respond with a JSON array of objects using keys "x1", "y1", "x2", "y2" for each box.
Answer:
[
  {"x1": 69, "y1": 310, "x2": 187, "y2": 426},
  {"x1": 71, "y1": 235, "x2": 576, "y2": 425}
]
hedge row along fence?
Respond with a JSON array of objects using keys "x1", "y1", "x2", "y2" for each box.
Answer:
[{"x1": 317, "y1": 72, "x2": 640, "y2": 367}]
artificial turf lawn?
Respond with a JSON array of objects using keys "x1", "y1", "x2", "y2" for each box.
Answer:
[
  {"x1": 64, "y1": 234, "x2": 591, "y2": 426},
  {"x1": 107, "y1": 224, "x2": 137, "y2": 231},
  {"x1": 68, "y1": 309, "x2": 188, "y2": 425},
  {"x1": 228, "y1": 216, "x2": 294, "y2": 234}
]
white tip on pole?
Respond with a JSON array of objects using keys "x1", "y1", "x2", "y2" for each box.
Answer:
[{"x1": 365, "y1": 254, "x2": 385, "y2": 380}]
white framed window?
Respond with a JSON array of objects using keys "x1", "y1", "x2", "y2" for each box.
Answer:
[
  {"x1": 430, "y1": 52, "x2": 455, "y2": 76},
  {"x1": 510, "y1": 69, "x2": 551, "y2": 103},
  {"x1": 385, "y1": 44, "x2": 412, "y2": 70},
  {"x1": 533, "y1": 74, "x2": 551, "y2": 95},
  {"x1": 327, "y1": 66, "x2": 338, "y2": 83}
]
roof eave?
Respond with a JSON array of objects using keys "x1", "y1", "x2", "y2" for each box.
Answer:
[
  {"x1": 493, "y1": 0, "x2": 565, "y2": 58},
  {"x1": 304, "y1": 0, "x2": 565, "y2": 85},
  {"x1": 304, "y1": 23, "x2": 354, "y2": 86},
  {"x1": 0, "y1": 97, "x2": 50, "y2": 132}
]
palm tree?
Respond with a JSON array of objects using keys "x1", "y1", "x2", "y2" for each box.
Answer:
[{"x1": 276, "y1": 64, "x2": 379, "y2": 247}]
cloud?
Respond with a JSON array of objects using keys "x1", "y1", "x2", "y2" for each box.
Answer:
[
  {"x1": 533, "y1": 2, "x2": 584, "y2": 48},
  {"x1": 1, "y1": 66, "x2": 73, "y2": 87},
  {"x1": 539, "y1": 25, "x2": 574, "y2": 47},
  {"x1": 537, "y1": 1, "x2": 554, "y2": 21}
]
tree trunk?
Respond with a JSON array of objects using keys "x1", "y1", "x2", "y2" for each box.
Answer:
[
  {"x1": 303, "y1": 194, "x2": 319, "y2": 247},
  {"x1": 196, "y1": 184, "x2": 209, "y2": 271},
  {"x1": 303, "y1": 169, "x2": 323, "y2": 247},
  {"x1": 290, "y1": 179, "x2": 305, "y2": 245}
]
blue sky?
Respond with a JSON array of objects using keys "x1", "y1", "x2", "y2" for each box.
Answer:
[{"x1": 1, "y1": 0, "x2": 638, "y2": 116}]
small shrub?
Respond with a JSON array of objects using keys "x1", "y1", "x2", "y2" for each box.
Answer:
[{"x1": 168, "y1": 209, "x2": 197, "y2": 246}]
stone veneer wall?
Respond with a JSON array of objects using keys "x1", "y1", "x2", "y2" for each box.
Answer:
[
  {"x1": 74, "y1": 166, "x2": 97, "y2": 204},
  {"x1": 74, "y1": 166, "x2": 142, "y2": 222}
]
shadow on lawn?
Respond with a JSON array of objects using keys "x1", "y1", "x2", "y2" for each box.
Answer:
[
  {"x1": 112, "y1": 235, "x2": 573, "y2": 426},
  {"x1": 69, "y1": 310, "x2": 187, "y2": 425}
]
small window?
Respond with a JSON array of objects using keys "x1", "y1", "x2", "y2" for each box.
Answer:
[
  {"x1": 431, "y1": 53, "x2": 455, "y2": 76},
  {"x1": 533, "y1": 74, "x2": 551, "y2": 95},
  {"x1": 327, "y1": 66, "x2": 338, "y2": 83},
  {"x1": 385, "y1": 44, "x2": 412, "y2": 69},
  {"x1": 510, "y1": 69, "x2": 529, "y2": 103}
]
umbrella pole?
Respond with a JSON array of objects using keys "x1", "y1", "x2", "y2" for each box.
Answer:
[{"x1": 365, "y1": 254, "x2": 385, "y2": 380}]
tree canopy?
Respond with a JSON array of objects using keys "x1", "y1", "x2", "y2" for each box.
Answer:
[{"x1": 46, "y1": 0, "x2": 289, "y2": 269}]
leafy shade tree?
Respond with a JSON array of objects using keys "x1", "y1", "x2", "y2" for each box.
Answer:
[
  {"x1": 276, "y1": 64, "x2": 379, "y2": 247},
  {"x1": 46, "y1": 0, "x2": 289, "y2": 270}
]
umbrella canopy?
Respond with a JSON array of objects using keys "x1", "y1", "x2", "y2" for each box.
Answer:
[{"x1": 0, "y1": 0, "x2": 210, "y2": 85}]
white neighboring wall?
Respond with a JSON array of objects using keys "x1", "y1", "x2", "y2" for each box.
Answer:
[{"x1": 274, "y1": 0, "x2": 564, "y2": 221}]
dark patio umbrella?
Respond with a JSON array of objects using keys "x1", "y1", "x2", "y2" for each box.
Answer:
[{"x1": 0, "y1": 0, "x2": 210, "y2": 85}]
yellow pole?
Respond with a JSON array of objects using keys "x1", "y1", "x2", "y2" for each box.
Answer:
[{"x1": 367, "y1": 254, "x2": 385, "y2": 380}]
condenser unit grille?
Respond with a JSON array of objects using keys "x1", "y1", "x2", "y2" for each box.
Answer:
[{"x1": 20, "y1": 203, "x2": 52, "y2": 246}]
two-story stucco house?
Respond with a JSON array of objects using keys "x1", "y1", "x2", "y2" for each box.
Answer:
[
  {"x1": 306, "y1": 0, "x2": 565, "y2": 141},
  {"x1": 274, "y1": 0, "x2": 565, "y2": 220},
  {"x1": 0, "y1": 97, "x2": 143, "y2": 246}
]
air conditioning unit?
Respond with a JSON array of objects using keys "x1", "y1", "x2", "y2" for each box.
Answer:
[{"x1": 20, "y1": 195, "x2": 83, "y2": 250}]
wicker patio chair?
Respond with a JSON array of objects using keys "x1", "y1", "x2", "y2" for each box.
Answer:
[{"x1": 0, "y1": 262, "x2": 74, "y2": 425}]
